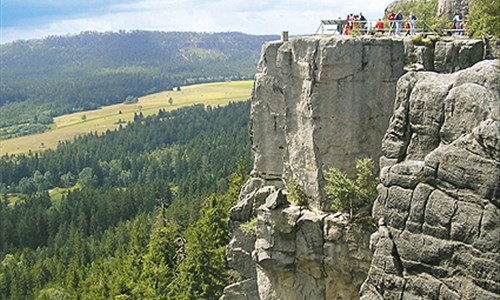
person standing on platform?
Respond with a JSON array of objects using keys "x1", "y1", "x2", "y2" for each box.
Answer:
[
  {"x1": 395, "y1": 10, "x2": 403, "y2": 35},
  {"x1": 359, "y1": 13, "x2": 367, "y2": 34},
  {"x1": 408, "y1": 12, "x2": 417, "y2": 35},
  {"x1": 376, "y1": 19, "x2": 385, "y2": 34},
  {"x1": 387, "y1": 11, "x2": 396, "y2": 35}
]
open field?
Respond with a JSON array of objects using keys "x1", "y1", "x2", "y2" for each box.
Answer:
[{"x1": 0, "y1": 81, "x2": 252, "y2": 155}]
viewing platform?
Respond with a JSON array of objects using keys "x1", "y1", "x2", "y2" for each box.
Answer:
[{"x1": 315, "y1": 19, "x2": 466, "y2": 37}]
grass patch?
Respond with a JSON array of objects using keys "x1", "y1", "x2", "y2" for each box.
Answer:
[
  {"x1": 2, "y1": 194, "x2": 26, "y2": 206},
  {"x1": 49, "y1": 185, "x2": 80, "y2": 204},
  {"x1": 240, "y1": 217, "x2": 257, "y2": 236},
  {"x1": 0, "y1": 80, "x2": 252, "y2": 155}
]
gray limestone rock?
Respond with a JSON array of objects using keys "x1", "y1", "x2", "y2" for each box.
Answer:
[
  {"x1": 362, "y1": 59, "x2": 500, "y2": 300},
  {"x1": 220, "y1": 279, "x2": 260, "y2": 300},
  {"x1": 264, "y1": 189, "x2": 288, "y2": 210},
  {"x1": 434, "y1": 39, "x2": 484, "y2": 73},
  {"x1": 404, "y1": 38, "x2": 485, "y2": 73},
  {"x1": 255, "y1": 205, "x2": 373, "y2": 300},
  {"x1": 225, "y1": 186, "x2": 374, "y2": 300},
  {"x1": 223, "y1": 36, "x2": 404, "y2": 299}
]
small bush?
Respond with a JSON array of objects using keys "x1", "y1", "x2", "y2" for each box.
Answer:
[
  {"x1": 428, "y1": 36, "x2": 441, "y2": 44},
  {"x1": 324, "y1": 158, "x2": 378, "y2": 218},
  {"x1": 411, "y1": 34, "x2": 433, "y2": 46},
  {"x1": 240, "y1": 217, "x2": 257, "y2": 236},
  {"x1": 286, "y1": 178, "x2": 308, "y2": 206}
]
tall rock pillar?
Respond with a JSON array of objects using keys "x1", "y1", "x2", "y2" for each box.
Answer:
[{"x1": 251, "y1": 36, "x2": 405, "y2": 210}]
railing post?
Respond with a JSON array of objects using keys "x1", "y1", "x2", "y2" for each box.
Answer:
[{"x1": 281, "y1": 31, "x2": 289, "y2": 42}]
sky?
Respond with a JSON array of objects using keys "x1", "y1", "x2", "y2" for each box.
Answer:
[{"x1": 1, "y1": 0, "x2": 395, "y2": 44}]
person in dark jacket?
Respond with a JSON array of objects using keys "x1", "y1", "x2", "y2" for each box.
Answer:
[{"x1": 395, "y1": 10, "x2": 403, "y2": 35}]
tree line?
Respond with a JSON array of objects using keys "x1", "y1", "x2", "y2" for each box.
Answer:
[
  {"x1": 0, "y1": 103, "x2": 250, "y2": 197},
  {"x1": 0, "y1": 31, "x2": 277, "y2": 133},
  {"x1": 0, "y1": 101, "x2": 252, "y2": 299}
]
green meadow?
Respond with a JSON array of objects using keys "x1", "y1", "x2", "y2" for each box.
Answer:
[{"x1": 0, "y1": 80, "x2": 252, "y2": 155}]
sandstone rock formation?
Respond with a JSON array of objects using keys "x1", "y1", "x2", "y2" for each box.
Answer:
[
  {"x1": 361, "y1": 59, "x2": 500, "y2": 299},
  {"x1": 404, "y1": 38, "x2": 484, "y2": 73},
  {"x1": 251, "y1": 35, "x2": 405, "y2": 210},
  {"x1": 222, "y1": 35, "x2": 405, "y2": 300},
  {"x1": 222, "y1": 34, "x2": 498, "y2": 300},
  {"x1": 222, "y1": 185, "x2": 374, "y2": 300}
]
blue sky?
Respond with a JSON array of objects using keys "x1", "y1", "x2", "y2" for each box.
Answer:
[{"x1": 1, "y1": 0, "x2": 394, "y2": 43}]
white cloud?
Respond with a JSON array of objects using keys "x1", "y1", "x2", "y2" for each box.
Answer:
[{"x1": 1, "y1": 0, "x2": 394, "y2": 43}]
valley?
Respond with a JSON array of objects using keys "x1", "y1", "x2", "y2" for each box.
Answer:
[{"x1": 0, "y1": 80, "x2": 252, "y2": 155}]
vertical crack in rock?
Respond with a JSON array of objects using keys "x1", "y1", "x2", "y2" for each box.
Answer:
[
  {"x1": 477, "y1": 208, "x2": 484, "y2": 238},
  {"x1": 402, "y1": 189, "x2": 416, "y2": 233}
]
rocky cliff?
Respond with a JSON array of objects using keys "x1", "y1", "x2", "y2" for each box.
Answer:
[
  {"x1": 222, "y1": 35, "x2": 405, "y2": 300},
  {"x1": 404, "y1": 38, "x2": 484, "y2": 73},
  {"x1": 250, "y1": 36, "x2": 406, "y2": 210},
  {"x1": 222, "y1": 34, "x2": 498, "y2": 300},
  {"x1": 361, "y1": 59, "x2": 499, "y2": 300}
]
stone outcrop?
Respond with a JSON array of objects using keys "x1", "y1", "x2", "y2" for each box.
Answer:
[
  {"x1": 254, "y1": 198, "x2": 372, "y2": 300},
  {"x1": 222, "y1": 35, "x2": 405, "y2": 300},
  {"x1": 222, "y1": 33, "x2": 498, "y2": 300},
  {"x1": 361, "y1": 59, "x2": 500, "y2": 299},
  {"x1": 404, "y1": 38, "x2": 484, "y2": 73},
  {"x1": 222, "y1": 185, "x2": 374, "y2": 300}
]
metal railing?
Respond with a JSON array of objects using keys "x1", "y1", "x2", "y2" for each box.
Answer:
[{"x1": 316, "y1": 19, "x2": 443, "y2": 36}]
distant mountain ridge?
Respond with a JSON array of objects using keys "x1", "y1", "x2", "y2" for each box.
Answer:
[{"x1": 0, "y1": 31, "x2": 277, "y2": 130}]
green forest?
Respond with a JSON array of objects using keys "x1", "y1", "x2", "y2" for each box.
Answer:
[
  {"x1": 0, "y1": 31, "x2": 275, "y2": 135},
  {"x1": 0, "y1": 101, "x2": 252, "y2": 299}
]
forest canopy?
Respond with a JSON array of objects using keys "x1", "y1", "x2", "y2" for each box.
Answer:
[{"x1": 0, "y1": 101, "x2": 252, "y2": 299}]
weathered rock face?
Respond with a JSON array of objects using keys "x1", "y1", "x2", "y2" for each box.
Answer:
[
  {"x1": 222, "y1": 185, "x2": 374, "y2": 300},
  {"x1": 222, "y1": 34, "x2": 498, "y2": 300},
  {"x1": 222, "y1": 35, "x2": 405, "y2": 300},
  {"x1": 437, "y1": 0, "x2": 470, "y2": 19},
  {"x1": 252, "y1": 35, "x2": 405, "y2": 210},
  {"x1": 361, "y1": 59, "x2": 500, "y2": 299},
  {"x1": 254, "y1": 191, "x2": 373, "y2": 300},
  {"x1": 404, "y1": 38, "x2": 484, "y2": 73}
]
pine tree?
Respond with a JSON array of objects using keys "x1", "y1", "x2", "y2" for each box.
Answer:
[{"x1": 173, "y1": 196, "x2": 229, "y2": 300}]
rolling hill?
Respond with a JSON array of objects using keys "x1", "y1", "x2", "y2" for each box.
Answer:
[
  {"x1": 0, "y1": 80, "x2": 252, "y2": 155},
  {"x1": 0, "y1": 31, "x2": 276, "y2": 132}
]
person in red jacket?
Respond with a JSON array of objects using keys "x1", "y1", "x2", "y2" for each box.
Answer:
[
  {"x1": 375, "y1": 19, "x2": 385, "y2": 33},
  {"x1": 387, "y1": 11, "x2": 396, "y2": 34}
]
